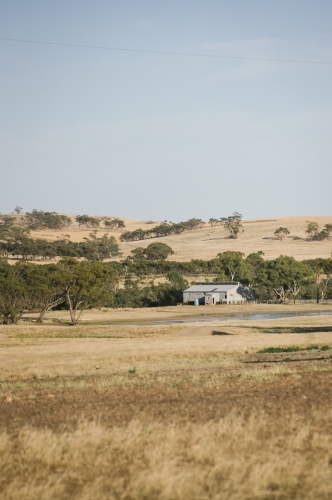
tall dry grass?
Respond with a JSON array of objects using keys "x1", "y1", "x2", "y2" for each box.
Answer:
[{"x1": 1, "y1": 411, "x2": 332, "y2": 499}]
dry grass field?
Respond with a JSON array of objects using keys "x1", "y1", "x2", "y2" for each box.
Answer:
[
  {"x1": 8, "y1": 213, "x2": 332, "y2": 261},
  {"x1": 1, "y1": 307, "x2": 332, "y2": 499}
]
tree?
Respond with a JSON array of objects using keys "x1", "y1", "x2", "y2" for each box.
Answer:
[
  {"x1": 321, "y1": 258, "x2": 332, "y2": 300},
  {"x1": 216, "y1": 251, "x2": 251, "y2": 282},
  {"x1": 0, "y1": 261, "x2": 29, "y2": 324},
  {"x1": 274, "y1": 227, "x2": 290, "y2": 240},
  {"x1": 130, "y1": 248, "x2": 146, "y2": 261},
  {"x1": 17, "y1": 263, "x2": 65, "y2": 323},
  {"x1": 103, "y1": 217, "x2": 126, "y2": 229},
  {"x1": 288, "y1": 280, "x2": 302, "y2": 304},
  {"x1": 221, "y1": 212, "x2": 244, "y2": 239},
  {"x1": 316, "y1": 224, "x2": 332, "y2": 241},
  {"x1": 167, "y1": 271, "x2": 188, "y2": 290},
  {"x1": 113, "y1": 271, "x2": 189, "y2": 308},
  {"x1": 75, "y1": 215, "x2": 101, "y2": 228},
  {"x1": 143, "y1": 243, "x2": 174, "y2": 261},
  {"x1": 80, "y1": 232, "x2": 121, "y2": 261},
  {"x1": 14, "y1": 206, "x2": 23, "y2": 214},
  {"x1": 308, "y1": 258, "x2": 332, "y2": 303},
  {"x1": 184, "y1": 218, "x2": 205, "y2": 230},
  {"x1": 323, "y1": 224, "x2": 332, "y2": 239},
  {"x1": 265, "y1": 256, "x2": 313, "y2": 303},
  {"x1": 58, "y1": 258, "x2": 119, "y2": 325},
  {"x1": 305, "y1": 221, "x2": 319, "y2": 241},
  {"x1": 244, "y1": 252, "x2": 270, "y2": 299},
  {"x1": 23, "y1": 210, "x2": 71, "y2": 230},
  {"x1": 129, "y1": 242, "x2": 175, "y2": 261}
]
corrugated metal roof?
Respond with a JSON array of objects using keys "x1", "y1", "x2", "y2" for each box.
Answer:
[{"x1": 184, "y1": 284, "x2": 237, "y2": 293}]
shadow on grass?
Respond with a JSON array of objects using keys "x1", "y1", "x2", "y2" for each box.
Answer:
[
  {"x1": 260, "y1": 326, "x2": 332, "y2": 335},
  {"x1": 211, "y1": 331, "x2": 236, "y2": 336}
]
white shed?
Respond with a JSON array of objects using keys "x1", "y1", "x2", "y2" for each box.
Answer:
[{"x1": 183, "y1": 282, "x2": 255, "y2": 305}]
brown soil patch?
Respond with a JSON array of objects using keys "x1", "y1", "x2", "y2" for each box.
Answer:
[{"x1": 1, "y1": 365, "x2": 332, "y2": 433}]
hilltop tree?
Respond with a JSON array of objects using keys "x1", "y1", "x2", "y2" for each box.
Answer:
[
  {"x1": 103, "y1": 217, "x2": 126, "y2": 229},
  {"x1": 305, "y1": 221, "x2": 332, "y2": 242},
  {"x1": 14, "y1": 206, "x2": 23, "y2": 214},
  {"x1": 184, "y1": 218, "x2": 205, "y2": 230},
  {"x1": 75, "y1": 215, "x2": 101, "y2": 228},
  {"x1": 306, "y1": 221, "x2": 319, "y2": 241},
  {"x1": 274, "y1": 227, "x2": 290, "y2": 240},
  {"x1": 221, "y1": 212, "x2": 244, "y2": 239},
  {"x1": 317, "y1": 224, "x2": 332, "y2": 241},
  {"x1": 209, "y1": 218, "x2": 219, "y2": 227},
  {"x1": 24, "y1": 210, "x2": 71, "y2": 230}
]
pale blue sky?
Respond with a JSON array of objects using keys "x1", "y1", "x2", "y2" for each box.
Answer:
[{"x1": 1, "y1": 1, "x2": 332, "y2": 220}]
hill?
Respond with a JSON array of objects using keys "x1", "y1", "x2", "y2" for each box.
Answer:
[{"x1": 5, "y1": 213, "x2": 331, "y2": 262}]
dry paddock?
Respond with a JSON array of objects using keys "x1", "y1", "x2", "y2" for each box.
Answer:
[{"x1": 1, "y1": 312, "x2": 332, "y2": 499}]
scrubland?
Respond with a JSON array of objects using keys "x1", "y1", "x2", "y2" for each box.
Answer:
[{"x1": 1, "y1": 310, "x2": 332, "y2": 499}]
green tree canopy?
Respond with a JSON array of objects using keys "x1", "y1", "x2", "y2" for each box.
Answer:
[
  {"x1": 216, "y1": 251, "x2": 251, "y2": 283},
  {"x1": 130, "y1": 242, "x2": 175, "y2": 261},
  {"x1": 81, "y1": 232, "x2": 121, "y2": 261},
  {"x1": 264, "y1": 256, "x2": 313, "y2": 303},
  {"x1": 58, "y1": 258, "x2": 119, "y2": 324},
  {"x1": 24, "y1": 210, "x2": 71, "y2": 230},
  {"x1": 274, "y1": 227, "x2": 290, "y2": 240},
  {"x1": 220, "y1": 212, "x2": 244, "y2": 239},
  {"x1": 75, "y1": 215, "x2": 101, "y2": 228},
  {"x1": 17, "y1": 262, "x2": 65, "y2": 323},
  {"x1": 0, "y1": 261, "x2": 30, "y2": 324}
]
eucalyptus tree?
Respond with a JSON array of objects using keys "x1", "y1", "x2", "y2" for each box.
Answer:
[
  {"x1": 274, "y1": 227, "x2": 290, "y2": 240},
  {"x1": 216, "y1": 251, "x2": 251, "y2": 283},
  {"x1": 24, "y1": 210, "x2": 71, "y2": 230},
  {"x1": 58, "y1": 258, "x2": 119, "y2": 325},
  {"x1": 305, "y1": 221, "x2": 319, "y2": 241},
  {"x1": 221, "y1": 212, "x2": 244, "y2": 239},
  {"x1": 265, "y1": 256, "x2": 313, "y2": 303},
  {"x1": 0, "y1": 261, "x2": 29, "y2": 324},
  {"x1": 80, "y1": 232, "x2": 121, "y2": 261},
  {"x1": 18, "y1": 263, "x2": 66, "y2": 323}
]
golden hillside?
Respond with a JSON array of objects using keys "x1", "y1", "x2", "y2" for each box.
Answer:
[{"x1": 8, "y1": 214, "x2": 332, "y2": 261}]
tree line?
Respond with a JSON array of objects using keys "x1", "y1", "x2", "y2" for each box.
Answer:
[
  {"x1": 274, "y1": 221, "x2": 332, "y2": 241},
  {"x1": 75, "y1": 215, "x2": 126, "y2": 229},
  {"x1": 0, "y1": 258, "x2": 186, "y2": 324},
  {"x1": 0, "y1": 217, "x2": 120, "y2": 261},
  {"x1": 121, "y1": 250, "x2": 332, "y2": 305},
  {"x1": 8, "y1": 209, "x2": 332, "y2": 243},
  {"x1": 1, "y1": 249, "x2": 332, "y2": 324},
  {"x1": 6, "y1": 210, "x2": 126, "y2": 231},
  {"x1": 120, "y1": 213, "x2": 243, "y2": 241},
  {"x1": 0, "y1": 258, "x2": 119, "y2": 325}
]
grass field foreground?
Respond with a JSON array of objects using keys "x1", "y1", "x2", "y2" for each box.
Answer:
[{"x1": 1, "y1": 312, "x2": 332, "y2": 499}]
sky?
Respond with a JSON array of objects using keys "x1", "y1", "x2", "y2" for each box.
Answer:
[{"x1": 1, "y1": 0, "x2": 332, "y2": 221}]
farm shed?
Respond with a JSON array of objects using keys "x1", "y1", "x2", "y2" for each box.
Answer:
[{"x1": 183, "y1": 282, "x2": 255, "y2": 305}]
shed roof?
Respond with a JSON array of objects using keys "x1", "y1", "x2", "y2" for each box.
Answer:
[{"x1": 183, "y1": 284, "x2": 238, "y2": 293}]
